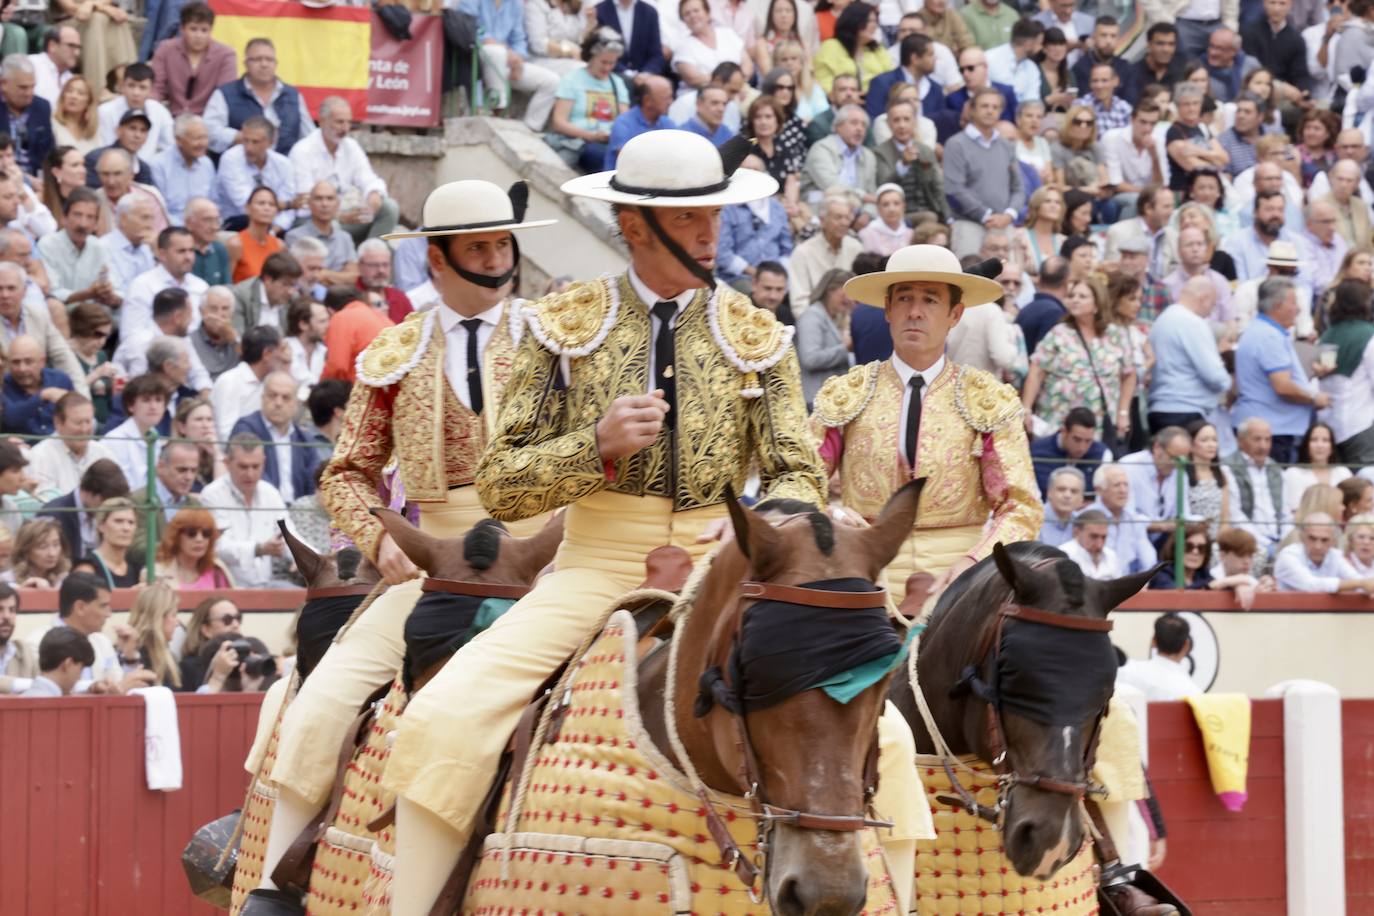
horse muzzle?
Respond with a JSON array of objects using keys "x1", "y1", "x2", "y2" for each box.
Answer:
[
  {"x1": 766, "y1": 823, "x2": 868, "y2": 916},
  {"x1": 1001, "y1": 787, "x2": 1086, "y2": 880}
]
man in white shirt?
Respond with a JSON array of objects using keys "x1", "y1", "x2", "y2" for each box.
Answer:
[
  {"x1": 122, "y1": 226, "x2": 208, "y2": 341},
  {"x1": 1116, "y1": 613, "x2": 1203, "y2": 701},
  {"x1": 25, "y1": 572, "x2": 153, "y2": 694},
  {"x1": 288, "y1": 96, "x2": 397, "y2": 243},
  {"x1": 111, "y1": 287, "x2": 212, "y2": 393},
  {"x1": 103, "y1": 374, "x2": 170, "y2": 489},
  {"x1": 21, "y1": 627, "x2": 92, "y2": 696},
  {"x1": 27, "y1": 26, "x2": 80, "y2": 106},
  {"x1": 1060, "y1": 509, "x2": 1122, "y2": 580},
  {"x1": 985, "y1": 19, "x2": 1044, "y2": 104},
  {"x1": 285, "y1": 299, "x2": 327, "y2": 390},
  {"x1": 212, "y1": 117, "x2": 299, "y2": 232},
  {"x1": 1223, "y1": 416, "x2": 1282, "y2": 551},
  {"x1": 38, "y1": 188, "x2": 118, "y2": 308},
  {"x1": 199, "y1": 435, "x2": 289, "y2": 587},
  {"x1": 210, "y1": 324, "x2": 286, "y2": 441},
  {"x1": 96, "y1": 62, "x2": 175, "y2": 164},
  {"x1": 100, "y1": 194, "x2": 157, "y2": 297},
  {"x1": 1274, "y1": 512, "x2": 1374, "y2": 592},
  {"x1": 1119, "y1": 425, "x2": 1193, "y2": 534},
  {"x1": 26, "y1": 392, "x2": 113, "y2": 497}
]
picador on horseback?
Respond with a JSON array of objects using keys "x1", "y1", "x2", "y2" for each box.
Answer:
[{"x1": 197, "y1": 128, "x2": 1187, "y2": 916}]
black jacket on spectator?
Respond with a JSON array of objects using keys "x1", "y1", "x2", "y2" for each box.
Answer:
[
  {"x1": 84, "y1": 144, "x2": 155, "y2": 189},
  {"x1": 851, "y1": 304, "x2": 894, "y2": 365},
  {"x1": 1017, "y1": 292, "x2": 1066, "y2": 356},
  {"x1": 1240, "y1": 20, "x2": 1311, "y2": 93},
  {"x1": 596, "y1": 0, "x2": 667, "y2": 77},
  {"x1": 1, "y1": 368, "x2": 73, "y2": 436},
  {"x1": 37, "y1": 491, "x2": 83, "y2": 560},
  {"x1": 1030, "y1": 432, "x2": 1109, "y2": 499},
  {"x1": 0, "y1": 96, "x2": 53, "y2": 175},
  {"x1": 1072, "y1": 52, "x2": 1134, "y2": 103}
]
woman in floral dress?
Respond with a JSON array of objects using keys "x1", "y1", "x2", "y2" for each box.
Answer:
[
  {"x1": 1021, "y1": 274, "x2": 1136, "y2": 447},
  {"x1": 1186, "y1": 419, "x2": 1232, "y2": 539}
]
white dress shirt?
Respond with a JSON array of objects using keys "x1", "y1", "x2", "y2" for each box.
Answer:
[
  {"x1": 122, "y1": 264, "x2": 209, "y2": 340},
  {"x1": 627, "y1": 266, "x2": 694, "y2": 383},
  {"x1": 405, "y1": 279, "x2": 442, "y2": 311},
  {"x1": 111, "y1": 325, "x2": 212, "y2": 391},
  {"x1": 287, "y1": 130, "x2": 387, "y2": 205},
  {"x1": 25, "y1": 618, "x2": 124, "y2": 692},
  {"x1": 213, "y1": 145, "x2": 297, "y2": 231},
  {"x1": 26, "y1": 437, "x2": 116, "y2": 497},
  {"x1": 105, "y1": 416, "x2": 157, "y2": 490},
  {"x1": 27, "y1": 52, "x2": 71, "y2": 106},
  {"x1": 1117, "y1": 655, "x2": 1202, "y2": 702},
  {"x1": 614, "y1": 0, "x2": 636, "y2": 49},
  {"x1": 891, "y1": 353, "x2": 943, "y2": 467},
  {"x1": 285, "y1": 336, "x2": 325, "y2": 389},
  {"x1": 211, "y1": 362, "x2": 266, "y2": 442},
  {"x1": 200, "y1": 474, "x2": 288, "y2": 587},
  {"x1": 1228, "y1": 452, "x2": 1280, "y2": 548},
  {"x1": 1274, "y1": 541, "x2": 1363, "y2": 592},
  {"x1": 96, "y1": 96, "x2": 176, "y2": 163},
  {"x1": 1060, "y1": 540, "x2": 1122, "y2": 580},
  {"x1": 99, "y1": 229, "x2": 155, "y2": 297},
  {"x1": 203, "y1": 79, "x2": 317, "y2": 154},
  {"x1": 438, "y1": 301, "x2": 502, "y2": 410}
]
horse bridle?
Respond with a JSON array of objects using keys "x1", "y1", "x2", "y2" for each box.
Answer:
[
  {"x1": 420, "y1": 577, "x2": 534, "y2": 600},
  {"x1": 941, "y1": 602, "x2": 1112, "y2": 823},
  {"x1": 304, "y1": 582, "x2": 379, "y2": 600},
  {"x1": 697, "y1": 579, "x2": 897, "y2": 896}
]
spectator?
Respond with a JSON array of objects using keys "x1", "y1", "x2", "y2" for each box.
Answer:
[
  {"x1": 858, "y1": 183, "x2": 912, "y2": 256},
  {"x1": 1117, "y1": 614, "x2": 1202, "y2": 698},
  {"x1": 1036, "y1": 0, "x2": 1095, "y2": 50},
  {"x1": 1309, "y1": 131, "x2": 1374, "y2": 203},
  {"x1": 669, "y1": 61, "x2": 747, "y2": 131},
  {"x1": 604, "y1": 74, "x2": 675, "y2": 169},
  {"x1": 1341, "y1": 475, "x2": 1374, "y2": 523},
  {"x1": 66, "y1": 303, "x2": 116, "y2": 424},
  {"x1": 214, "y1": 117, "x2": 295, "y2": 231},
  {"x1": 716, "y1": 154, "x2": 792, "y2": 290},
  {"x1": 229, "y1": 370, "x2": 316, "y2": 503},
  {"x1": 1275, "y1": 511, "x2": 1374, "y2": 590},
  {"x1": 672, "y1": 0, "x2": 751, "y2": 94},
  {"x1": 172, "y1": 396, "x2": 224, "y2": 488},
  {"x1": 321, "y1": 285, "x2": 392, "y2": 382},
  {"x1": 959, "y1": 0, "x2": 1019, "y2": 51},
  {"x1": 38, "y1": 456, "x2": 128, "y2": 559},
  {"x1": 113, "y1": 290, "x2": 206, "y2": 398},
  {"x1": 27, "y1": 392, "x2": 112, "y2": 497},
  {"x1": 1218, "y1": 92, "x2": 1269, "y2": 178},
  {"x1": 1208, "y1": 526, "x2": 1273, "y2": 606},
  {"x1": 461, "y1": 0, "x2": 562, "y2": 131},
  {"x1": 1303, "y1": 200, "x2": 1349, "y2": 296},
  {"x1": 680, "y1": 84, "x2": 736, "y2": 145},
  {"x1": 304, "y1": 378, "x2": 348, "y2": 466},
  {"x1": 51, "y1": 77, "x2": 99, "y2": 157},
  {"x1": 0, "y1": 55, "x2": 53, "y2": 176},
  {"x1": 103, "y1": 374, "x2": 167, "y2": 488},
  {"x1": 122, "y1": 226, "x2": 206, "y2": 346},
  {"x1": 1086, "y1": 463, "x2": 1157, "y2": 573},
  {"x1": 988, "y1": 18, "x2": 1045, "y2": 106},
  {"x1": 230, "y1": 250, "x2": 301, "y2": 337},
  {"x1": 1163, "y1": 228, "x2": 1235, "y2": 321},
  {"x1": 129, "y1": 436, "x2": 199, "y2": 553},
  {"x1": 210, "y1": 324, "x2": 283, "y2": 441},
  {"x1": 815, "y1": 2, "x2": 889, "y2": 95},
  {"x1": 943, "y1": 48, "x2": 1017, "y2": 138},
  {"x1": 285, "y1": 299, "x2": 327, "y2": 390},
  {"x1": 1016, "y1": 254, "x2": 1070, "y2": 355},
  {"x1": 1283, "y1": 421, "x2": 1352, "y2": 512},
  {"x1": 1062, "y1": 509, "x2": 1121, "y2": 579},
  {"x1": 289, "y1": 236, "x2": 329, "y2": 299},
  {"x1": 1030, "y1": 406, "x2": 1110, "y2": 498},
  {"x1": 0, "y1": 260, "x2": 85, "y2": 392},
  {"x1": 38, "y1": 188, "x2": 116, "y2": 310},
  {"x1": 1294, "y1": 110, "x2": 1339, "y2": 189},
  {"x1": 8, "y1": 517, "x2": 69, "y2": 588},
  {"x1": 132, "y1": 337, "x2": 201, "y2": 428},
  {"x1": 1023, "y1": 274, "x2": 1135, "y2": 443},
  {"x1": 226, "y1": 186, "x2": 285, "y2": 285},
  {"x1": 1105, "y1": 184, "x2": 1174, "y2": 272},
  {"x1": 288, "y1": 96, "x2": 396, "y2": 243},
  {"x1": 96, "y1": 63, "x2": 173, "y2": 164},
  {"x1": 803, "y1": 105, "x2": 877, "y2": 213},
  {"x1": 918, "y1": 0, "x2": 974, "y2": 57},
  {"x1": 1183, "y1": 418, "x2": 1233, "y2": 534},
  {"x1": 204, "y1": 37, "x2": 315, "y2": 155},
  {"x1": 1166, "y1": 83, "x2": 1230, "y2": 193},
  {"x1": 1224, "y1": 416, "x2": 1283, "y2": 550},
  {"x1": 944, "y1": 261, "x2": 1017, "y2": 377},
  {"x1": 1234, "y1": 277, "x2": 1329, "y2": 463},
  {"x1": 1041, "y1": 465, "x2": 1085, "y2": 547},
  {"x1": 1148, "y1": 277, "x2": 1233, "y2": 432},
  {"x1": 1012, "y1": 188, "x2": 1066, "y2": 278},
  {"x1": 1120, "y1": 425, "x2": 1193, "y2": 533},
  {"x1": 0, "y1": 439, "x2": 26, "y2": 534},
  {"x1": 750, "y1": 260, "x2": 794, "y2": 324},
  {"x1": 1317, "y1": 159, "x2": 1374, "y2": 251},
  {"x1": 945, "y1": 87, "x2": 1024, "y2": 258},
  {"x1": 28, "y1": 26, "x2": 80, "y2": 108},
  {"x1": 149, "y1": 2, "x2": 237, "y2": 118},
  {"x1": 595, "y1": 0, "x2": 667, "y2": 80},
  {"x1": 0, "y1": 230, "x2": 58, "y2": 321},
  {"x1": 199, "y1": 434, "x2": 288, "y2": 588},
  {"x1": 746, "y1": 90, "x2": 805, "y2": 208},
  {"x1": 1129, "y1": 22, "x2": 1186, "y2": 93},
  {"x1": 122, "y1": 581, "x2": 179, "y2": 686},
  {"x1": 0, "y1": 583, "x2": 35, "y2": 693},
  {"x1": 23, "y1": 627, "x2": 93, "y2": 696},
  {"x1": 85, "y1": 496, "x2": 140, "y2": 588},
  {"x1": 284, "y1": 182, "x2": 358, "y2": 283},
  {"x1": 2, "y1": 334, "x2": 73, "y2": 436},
  {"x1": 190, "y1": 286, "x2": 238, "y2": 380},
  {"x1": 192, "y1": 632, "x2": 274, "y2": 693},
  {"x1": 1319, "y1": 279, "x2": 1374, "y2": 462},
  {"x1": 1039, "y1": 32, "x2": 1078, "y2": 116},
  {"x1": 1347, "y1": 513, "x2": 1374, "y2": 576},
  {"x1": 149, "y1": 114, "x2": 213, "y2": 227},
  {"x1": 93, "y1": 148, "x2": 169, "y2": 243},
  {"x1": 788, "y1": 193, "x2": 860, "y2": 307},
  {"x1": 41, "y1": 145, "x2": 90, "y2": 227},
  {"x1": 1241, "y1": 0, "x2": 1311, "y2": 104},
  {"x1": 546, "y1": 30, "x2": 630, "y2": 173},
  {"x1": 866, "y1": 34, "x2": 943, "y2": 124},
  {"x1": 85, "y1": 112, "x2": 157, "y2": 192},
  {"x1": 177, "y1": 595, "x2": 239, "y2": 688},
  {"x1": 795, "y1": 267, "x2": 854, "y2": 404},
  {"x1": 804, "y1": 71, "x2": 859, "y2": 144},
  {"x1": 355, "y1": 239, "x2": 412, "y2": 325},
  {"x1": 185, "y1": 196, "x2": 228, "y2": 287}
]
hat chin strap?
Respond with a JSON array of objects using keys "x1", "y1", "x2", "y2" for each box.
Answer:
[
  {"x1": 637, "y1": 207, "x2": 716, "y2": 290},
  {"x1": 438, "y1": 236, "x2": 521, "y2": 290}
]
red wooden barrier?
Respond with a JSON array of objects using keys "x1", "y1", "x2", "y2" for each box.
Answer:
[{"x1": 1347, "y1": 700, "x2": 1374, "y2": 915}]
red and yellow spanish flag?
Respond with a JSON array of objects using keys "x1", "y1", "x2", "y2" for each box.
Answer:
[{"x1": 208, "y1": 0, "x2": 371, "y2": 118}]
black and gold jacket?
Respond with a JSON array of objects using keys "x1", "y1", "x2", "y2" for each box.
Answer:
[{"x1": 475, "y1": 274, "x2": 826, "y2": 521}]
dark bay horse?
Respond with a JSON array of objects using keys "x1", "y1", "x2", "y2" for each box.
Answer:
[
  {"x1": 889, "y1": 541, "x2": 1158, "y2": 880},
  {"x1": 635, "y1": 481, "x2": 924, "y2": 916}
]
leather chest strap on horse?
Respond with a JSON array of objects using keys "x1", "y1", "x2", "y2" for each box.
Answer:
[
  {"x1": 421, "y1": 578, "x2": 533, "y2": 600},
  {"x1": 304, "y1": 582, "x2": 381, "y2": 600}
]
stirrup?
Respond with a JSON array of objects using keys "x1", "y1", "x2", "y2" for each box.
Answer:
[{"x1": 239, "y1": 887, "x2": 305, "y2": 916}]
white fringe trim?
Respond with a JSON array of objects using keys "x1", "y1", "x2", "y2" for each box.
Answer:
[
  {"x1": 705, "y1": 285, "x2": 795, "y2": 399},
  {"x1": 523, "y1": 275, "x2": 619, "y2": 357},
  {"x1": 355, "y1": 309, "x2": 437, "y2": 388}
]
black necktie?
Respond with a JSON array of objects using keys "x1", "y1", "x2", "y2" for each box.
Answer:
[
  {"x1": 904, "y1": 375, "x2": 924, "y2": 468},
  {"x1": 652, "y1": 301, "x2": 677, "y2": 424},
  {"x1": 460, "y1": 318, "x2": 484, "y2": 415}
]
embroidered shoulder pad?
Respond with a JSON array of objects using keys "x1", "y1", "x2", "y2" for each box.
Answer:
[
  {"x1": 953, "y1": 366, "x2": 1023, "y2": 433},
  {"x1": 707, "y1": 287, "x2": 795, "y2": 398},
  {"x1": 812, "y1": 362, "x2": 880, "y2": 428},
  {"x1": 356, "y1": 309, "x2": 436, "y2": 388},
  {"x1": 523, "y1": 276, "x2": 617, "y2": 357}
]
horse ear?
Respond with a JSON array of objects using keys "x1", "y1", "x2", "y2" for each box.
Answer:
[
  {"x1": 862, "y1": 478, "x2": 925, "y2": 576},
  {"x1": 991, "y1": 542, "x2": 1019, "y2": 590},
  {"x1": 369, "y1": 507, "x2": 439, "y2": 574},
  {"x1": 724, "y1": 484, "x2": 780, "y2": 568},
  {"x1": 1094, "y1": 563, "x2": 1164, "y2": 614},
  {"x1": 278, "y1": 520, "x2": 325, "y2": 584},
  {"x1": 511, "y1": 512, "x2": 566, "y2": 581}
]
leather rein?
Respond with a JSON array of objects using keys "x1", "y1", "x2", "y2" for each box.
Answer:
[
  {"x1": 938, "y1": 602, "x2": 1113, "y2": 823},
  {"x1": 696, "y1": 579, "x2": 896, "y2": 897}
]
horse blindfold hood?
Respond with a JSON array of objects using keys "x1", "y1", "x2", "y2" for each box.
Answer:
[{"x1": 296, "y1": 594, "x2": 369, "y2": 680}]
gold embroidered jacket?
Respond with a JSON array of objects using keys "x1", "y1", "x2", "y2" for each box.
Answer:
[
  {"x1": 319, "y1": 303, "x2": 522, "y2": 561},
  {"x1": 475, "y1": 274, "x2": 825, "y2": 521},
  {"x1": 810, "y1": 359, "x2": 1042, "y2": 561}
]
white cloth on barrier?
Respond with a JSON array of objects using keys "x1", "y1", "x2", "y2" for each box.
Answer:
[{"x1": 130, "y1": 686, "x2": 183, "y2": 791}]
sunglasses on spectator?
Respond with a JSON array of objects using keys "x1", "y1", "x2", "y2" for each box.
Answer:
[
  {"x1": 1073, "y1": 118, "x2": 1095, "y2": 126},
  {"x1": 960, "y1": 63, "x2": 983, "y2": 72},
  {"x1": 214, "y1": 613, "x2": 242, "y2": 626},
  {"x1": 775, "y1": 83, "x2": 795, "y2": 90},
  {"x1": 181, "y1": 527, "x2": 214, "y2": 539},
  {"x1": 1185, "y1": 541, "x2": 1208, "y2": 553}
]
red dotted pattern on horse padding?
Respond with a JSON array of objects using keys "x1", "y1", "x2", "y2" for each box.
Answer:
[{"x1": 230, "y1": 720, "x2": 281, "y2": 915}]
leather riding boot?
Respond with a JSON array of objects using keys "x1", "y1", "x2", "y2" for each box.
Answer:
[
  {"x1": 238, "y1": 888, "x2": 306, "y2": 916},
  {"x1": 1103, "y1": 882, "x2": 1180, "y2": 916}
]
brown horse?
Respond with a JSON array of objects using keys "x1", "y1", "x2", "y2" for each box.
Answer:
[
  {"x1": 889, "y1": 541, "x2": 1158, "y2": 880},
  {"x1": 634, "y1": 481, "x2": 924, "y2": 916}
]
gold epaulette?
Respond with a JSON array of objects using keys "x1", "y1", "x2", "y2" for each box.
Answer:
[
  {"x1": 707, "y1": 286, "x2": 794, "y2": 398},
  {"x1": 356, "y1": 309, "x2": 436, "y2": 388},
  {"x1": 524, "y1": 276, "x2": 617, "y2": 357},
  {"x1": 812, "y1": 362, "x2": 880, "y2": 428},
  {"x1": 953, "y1": 365, "x2": 1023, "y2": 433}
]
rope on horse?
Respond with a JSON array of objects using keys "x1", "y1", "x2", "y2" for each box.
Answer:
[
  {"x1": 334, "y1": 579, "x2": 392, "y2": 641},
  {"x1": 905, "y1": 626, "x2": 1003, "y2": 787}
]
